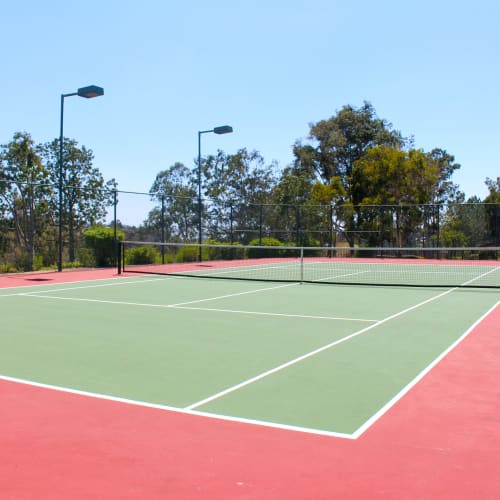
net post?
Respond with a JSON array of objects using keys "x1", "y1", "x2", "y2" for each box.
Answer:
[
  {"x1": 117, "y1": 241, "x2": 122, "y2": 274},
  {"x1": 300, "y1": 246, "x2": 304, "y2": 284},
  {"x1": 121, "y1": 241, "x2": 126, "y2": 274}
]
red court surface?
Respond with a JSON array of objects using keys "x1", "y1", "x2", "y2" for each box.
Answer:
[
  {"x1": 0, "y1": 268, "x2": 120, "y2": 288},
  {"x1": 1, "y1": 269, "x2": 499, "y2": 499}
]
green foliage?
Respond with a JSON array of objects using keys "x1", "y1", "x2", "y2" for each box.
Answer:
[
  {"x1": 205, "y1": 239, "x2": 246, "y2": 260},
  {"x1": 41, "y1": 138, "x2": 117, "y2": 262},
  {"x1": 247, "y1": 237, "x2": 284, "y2": 258},
  {"x1": 148, "y1": 162, "x2": 197, "y2": 241},
  {"x1": 484, "y1": 177, "x2": 500, "y2": 243},
  {"x1": 126, "y1": 245, "x2": 161, "y2": 265},
  {"x1": 0, "y1": 261, "x2": 17, "y2": 273},
  {"x1": 33, "y1": 255, "x2": 44, "y2": 271},
  {"x1": 293, "y1": 102, "x2": 403, "y2": 184},
  {"x1": 438, "y1": 224, "x2": 468, "y2": 247},
  {"x1": 62, "y1": 261, "x2": 82, "y2": 269},
  {"x1": 248, "y1": 237, "x2": 282, "y2": 247},
  {"x1": 76, "y1": 247, "x2": 96, "y2": 267},
  {"x1": 83, "y1": 226, "x2": 124, "y2": 267},
  {"x1": 0, "y1": 132, "x2": 50, "y2": 271},
  {"x1": 175, "y1": 245, "x2": 201, "y2": 262},
  {"x1": 0, "y1": 131, "x2": 118, "y2": 272}
]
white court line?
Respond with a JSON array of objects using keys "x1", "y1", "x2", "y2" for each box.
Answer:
[
  {"x1": 166, "y1": 282, "x2": 297, "y2": 307},
  {"x1": 0, "y1": 374, "x2": 353, "y2": 440},
  {"x1": 191, "y1": 261, "x2": 300, "y2": 278},
  {"x1": 313, "y1": 269, "x2": 371, "y2": 282},
  {"x1": 351, "y1": 299, "x2": 500, "y2": 438},
  {"x1": 0, "y1": 276, "x2": 172, "y2": 297},
  {"x1": 185, "y1": 266, "x2": 499, "y2": 418},
  {"x1": 0, "y1": 275, "x2": 126, "y2": 292},
  {"x1": 184, "y1": 286, "x2": 459, "y2": 411},
  {"x1": 3, "y1": 277, "x2": 498, "y2": 439},
  {"x1": 18, "y1": 277, "x2": 379, "y2": 322},
  {"x1": 1, "y1": 300, "x2": 497, "y2": 440},
  {"x1": 172, "y1": 305, "x2": 377, "y2": 322},
  {"x1": 16, "y1": 276, "x2": 295, "y2": 304},
  {"x1": 20, "y1": 294, "x2": 377, "y2": 323}
]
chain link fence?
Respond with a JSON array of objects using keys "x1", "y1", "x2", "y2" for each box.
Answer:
[{"x1": 1, "y1": 182, "x2": 499, "y2": 272}]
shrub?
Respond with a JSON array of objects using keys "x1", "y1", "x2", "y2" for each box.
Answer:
[
  {"x1": 33, "y1": 255, "x2": 44, "y2": 271},
  {"x1": 175, "y1": 245, "x2": 200, "y2": 263},
  {"x1": 83, "y1": 226, "x2": 124, "y2": 267},
  {"x1": 0, "y1": 261, "x2": 17, "y2": 273},
  {"x1": 77, "y1": 247, "x2": 96, "y2": 267},
  {"x1": 126, "y1": 245, "x2": 161, "y2": 265},
  {"x1": 247, "y1": 237, "x2": 284, "y2": 258},
  {"x1": 205, "y1": 239, "x2": 246, "y2": 260}
]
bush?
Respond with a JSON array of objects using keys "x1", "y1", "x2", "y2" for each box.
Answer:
[
  {"x1": 247, "y1": 237, "x2": 284, "y2": 258},
  {"x1": 0, "y1": 261, "x2": 17, "y2": 273},
  {"x1": 83, "y1": 226, "x2": 124, "y2": 267},
  {"x1": 175, "y1": 245, "x2": 200, "y2": 263},
  {"x1": 205, "y1": 239, "x2": 246, "y2": 260},
  {"x1": 33, "y1": 255, "x2": 44, "y2": 271},
  {"x1": 77, "y1": 247, "x2": 96, "y2": 267},
  {"x1": 126, "y1": 245, "x2": 161, "y2": 265}
]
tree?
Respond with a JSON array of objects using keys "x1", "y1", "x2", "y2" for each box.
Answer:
[
  {"x1": 202, "y1": 149, "x2": 277, "y2": 242},
  {"x1": 271, "y1": 166, "x2": 328, "y2": 244},
  {"x1": 0, "y1": 132, "x2": 51, "y2": 270},
  {"x1": 148, "y1": 162, "x2": 197, "y2": 241},
  {"x1": 292, "y1": 103, "x2": 403, "y2": 245},
  {"x1": 293, "y1": 102, "x2": 403, "y2": 192},
  {"x1": 351, "y1": 147, "x2": 440, "y2": 246},
  {"x1": 484, "y1": 177, "x2": 500, "y2": 243},
  {"x1": 41, "y1": 138, "x2": 116, "y2": 262},
  {"x1": 441, "y1": 196, "x2": 489, "y2": 247},
  {"x1": 426, "y1": 149, "x2": 462, "y2": 204}
]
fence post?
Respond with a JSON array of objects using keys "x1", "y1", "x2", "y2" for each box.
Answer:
[
  {"x1": 495, "y1": 204, "x2": 500, "y2": 244},
  {"x1": 259, "y1": 204, "x2": 263, "y2": 244},
  {"x1": 295, "y1": 205, "x2": 300, "y2": 245},
  {"x1": 161, "y1": 195, "x2": 165, "y2": 264},
  {"x1": 436, "y1": 205, "x2": 441, "y2": 248},
  {"x1": 229, "y1": 202, "x2": 234, "y2": 244},
  {"x1": 329, "y1": 204, "x2": 333, "y2": 256}
]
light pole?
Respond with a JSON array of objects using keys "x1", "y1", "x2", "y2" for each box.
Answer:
[
  {"x1": 58, "y1": 85, "x2": 104, "y2": 272},
  {"x1": 197, "y1": 125, "x2": 233, "y2": 261}
]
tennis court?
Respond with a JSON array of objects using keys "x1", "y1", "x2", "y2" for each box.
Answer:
[{"x1": 1, "y1": 254, "x2": 499, "y2": 498}]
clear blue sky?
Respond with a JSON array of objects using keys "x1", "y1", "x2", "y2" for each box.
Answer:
[{"x1": 2, "y1": 0, "x2": 499, "y2": 225}]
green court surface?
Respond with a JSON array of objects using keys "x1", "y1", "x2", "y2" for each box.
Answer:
[{"x1": 1, "y1": 275, "x2": 498, "y2": 437}]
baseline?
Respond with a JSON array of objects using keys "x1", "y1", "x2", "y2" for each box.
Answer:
[{"x1": 184, "y1": 286, "x2": 458, "y2": 411}]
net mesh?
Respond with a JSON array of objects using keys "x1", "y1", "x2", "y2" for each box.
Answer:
[{"x1": 120, "y1": 241, "x2": 500, "y2": 288}]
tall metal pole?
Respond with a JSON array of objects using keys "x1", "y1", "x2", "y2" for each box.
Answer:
[
  {"x1": 57, "y1": 85, "x2": 103, "y2": 272},
  {"x1": 58, "y1": 96, "x2": 64, "y2": 271},
  {"x1": 58, "y1": 95, "x2": 66, "y2": 272},
  {"x1": 197, "y1": 131, "x2": 202, "y2": 262},
  {"x1": 197, "y1": 126, "x2": 233, "y2": 262},
  {"x1": 161, "y1": 195, "x2": 165, "y2": 264},
  {"x1": 58, "y1": 92, "x2": 77, "y2": 272}
]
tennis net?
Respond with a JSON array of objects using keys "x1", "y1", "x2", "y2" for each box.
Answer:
[{"x1": 119, "y1": 241, "x2": 500, "y2": 288}]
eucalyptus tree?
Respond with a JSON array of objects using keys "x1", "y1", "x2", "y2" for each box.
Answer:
[
  {"x1": 148, "y1": 162, "x2": 197, "y2": 241},
  {"x1": 41, "y1": 138, "x2": 116, "y2": 262},
  {"x1": 0, "y1": 132, "x2": 51, "y2": 269},
  {"x1": 352, "y1": 147, "x2": 441, "y2": 246},
  {"x1": 292, "y1": 102, "x2": 403, "y2": 244},
  {"x1": 484, "y1": 177, "x2": 500, "y2": 243},
  {"x1": 202, "y1": 148, "x2": 277, "y2": 242},
  {"x1": 293, "y1": 102, "x2": 403, "y2": 195}
]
